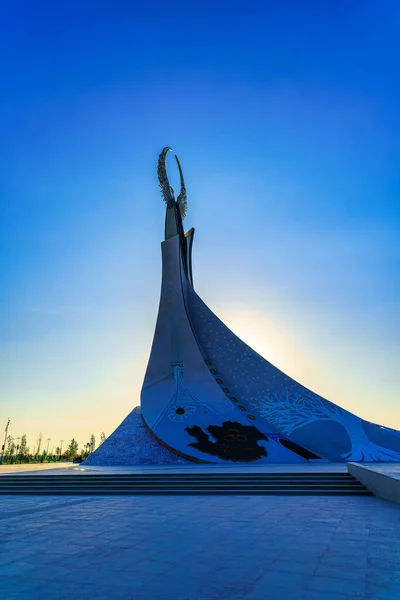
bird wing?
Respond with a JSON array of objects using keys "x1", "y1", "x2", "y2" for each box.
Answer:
[
  {"x1": 175, "y1": 154, "x2": 187, "y2": 220},
  {"x1": 157, "y1": 147, "x2": 174, "y2": 206}
]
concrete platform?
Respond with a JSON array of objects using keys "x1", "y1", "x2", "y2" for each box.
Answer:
[
  {"x1": 348, "y1": 462, "x2": 400, "y2": 505},
  {"x1": 79, "y1": 462, "x2": 348, "y2": 474},
  {"x1": 1, "y1": 462, "x2": 348, "y2": 475}
]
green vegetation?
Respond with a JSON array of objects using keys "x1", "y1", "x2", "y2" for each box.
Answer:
[{"x1": 0, "y1": 429, "x2": 108, "y2": 465}]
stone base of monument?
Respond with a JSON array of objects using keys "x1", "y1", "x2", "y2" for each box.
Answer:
[{"x1": 81, "y1": 407, "x2": 192, "y2": 467}]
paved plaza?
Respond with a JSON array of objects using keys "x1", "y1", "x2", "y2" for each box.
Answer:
[{"x1": 1, "y1": 492, "x2": 400, "y2": 600}]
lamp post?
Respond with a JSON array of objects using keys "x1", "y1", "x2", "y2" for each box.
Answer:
[
  {"x1": 1, "y1": 418, "x2": 10, "y2": 464},
  {"x1": 46, "y1": 438, "x2": 51, "y2": 454},
  {"x1": 60, "y1": 439, "x2": 64, "y2": 461}
]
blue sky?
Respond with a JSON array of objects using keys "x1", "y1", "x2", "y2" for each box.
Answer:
[{"x1": 1, "y1": 1, "x2": 399, "y2": 451}]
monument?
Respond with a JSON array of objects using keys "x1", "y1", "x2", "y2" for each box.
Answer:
[{"x1": 84, "y1": 148, "x2": 400, "y2": 466}]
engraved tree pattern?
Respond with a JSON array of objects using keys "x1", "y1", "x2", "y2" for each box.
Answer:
[{"x1": 250, "y1": 388, "x2": 400, "y2": 461}]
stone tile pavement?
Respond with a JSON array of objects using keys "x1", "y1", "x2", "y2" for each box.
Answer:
[{"x1": 0, "y1": 494, "x2": 399, "y2": 599}]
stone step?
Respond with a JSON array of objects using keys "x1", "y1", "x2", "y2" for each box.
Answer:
[
  {"x1": 0, "y1": 481, "x2": 363, "y2": 490},
  {"x1": 0, "y1": 488, "x2": 373, "y2": 496},
  {"x1": 0, "y1": 473, "x2": 355, "y2": 480},
  {"x1": 0, "y1": 478, "x2": 364, "y2": 485},
  {"x1": 0, "y1": 475, "x2": 358, "y2": 482},
  {"x1": 0, "y1": 471, "x2": 372, "y2": 495}
]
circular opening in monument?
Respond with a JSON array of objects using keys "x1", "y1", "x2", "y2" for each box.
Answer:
[
  {"x1": 204, "y1": 360, "x2": 212, "y2": 365},
  {"x1": 230, "y1": 396, "x2": 238, "y2": 402},
  {"x1": 175, "y1": 407, "x2": 185, "y2": 415},
  {"x1": 216, "y1": 378, "x2": 223, "y2": 384},
  {"x1": 222, "y1": 387, "x2": 230, "y2": 394},
  {"x1": 247, "y1": 414, "x2": 256, "y2": 420},
  {"x1": 210, "y1": 368, "x2": 217, "y2": 375},
  {"x1": 238, "y1": 405, "x2": 247, "y2": 411}
]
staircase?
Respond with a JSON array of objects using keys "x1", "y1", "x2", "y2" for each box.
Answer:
[{"x1": 0, "y1": 472, "x2": 373, "y2": 495}]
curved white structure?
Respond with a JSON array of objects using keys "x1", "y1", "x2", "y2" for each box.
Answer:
[{"x1": 140, "y1": 148, "x2": 400, "y2": 464}]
